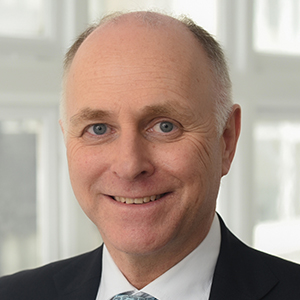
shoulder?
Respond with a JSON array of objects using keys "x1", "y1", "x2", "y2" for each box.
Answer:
[
  {"x1": 216, "y1": 216, "x2": 300, "y2": 299},
  {"x1": 0, "y1": 246, "x2": 103, "y2": 300},
  {"x1": 226, "y1": 222, "x2": 300, "y2": 278},
  {"x1": 253, "y1": 246, "x2": 300, "y2": 288},
  {"x1": 241, "y1": 241, "x2": 300, "y2": 298}
]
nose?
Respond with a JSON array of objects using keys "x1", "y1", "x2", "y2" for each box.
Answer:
[{"x1": 110, "y1": 132, "x2": 155, "y2": 181}]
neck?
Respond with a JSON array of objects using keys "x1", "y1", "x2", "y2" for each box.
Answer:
[
  {"x1": 105, "y1": 221, "x2": 212, "y2": 289},
  {"x1": 109, "y1": 248, "x2": 188, "y2": 289}
]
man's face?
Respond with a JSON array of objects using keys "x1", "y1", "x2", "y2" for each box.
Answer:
[{"x1": 63, "y1": 20, "x2": 227, "y2": 258}]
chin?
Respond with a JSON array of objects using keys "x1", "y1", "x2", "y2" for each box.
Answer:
[{"x1": 101, "y1": 227, "x2": 174, "y2": 257}]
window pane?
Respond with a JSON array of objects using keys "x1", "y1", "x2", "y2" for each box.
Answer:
[
  {"x1": 0, "y1": 119, "x2": 41, "y2": 276},
  {"x1": 254, "y1": 121, "x2": 300, "y2": 263},
  {"x1": 0, "y1": 0, "x2": 48, "y2": 38},
  {"x1": 171, "y1": 0, "x2": 217, "y2": 35},
  {"x1": 89, "y1": 0, "x2": 172, "y2": 20},
  {"x1": 253, "y1": 0, "x2": 300, "y2": 55}
]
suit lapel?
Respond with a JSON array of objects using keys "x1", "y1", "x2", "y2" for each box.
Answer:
[
  {"x1": 53, "y1": 246, "x2": 103, "y2": 300},
  {"x1": 209, "y1": 216, "x2": 278, "y2": 300}
]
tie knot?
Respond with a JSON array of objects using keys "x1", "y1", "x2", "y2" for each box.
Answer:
[{"x1": 112, "y1": 292, "x2": 157, "y2": 300}]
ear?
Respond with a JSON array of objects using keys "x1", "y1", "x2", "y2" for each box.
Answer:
[
  {"x1": 221, "y1": 104, "x2": 241, "y2": 176},
  {"x1": 59, "y1": 119, "x2": 64, "y2": 133},
  {"x1": 59, "y1": 119, "x2": 66, "y2": 144}
]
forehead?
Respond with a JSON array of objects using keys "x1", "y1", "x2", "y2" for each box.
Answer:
[{"x1": 65, "y1": 15, "x2": 214, "y2": 118}]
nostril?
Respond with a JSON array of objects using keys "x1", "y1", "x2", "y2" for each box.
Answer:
[{"x1": 111, "y1": 148, "x2": 155, "y2": 180}]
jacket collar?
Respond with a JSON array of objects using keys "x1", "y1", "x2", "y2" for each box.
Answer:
[
  {"x1": 51, "y1": 216, "x2": 279, "y2": 300},
  {"x1": 209, "y1": 216, "x2": 278, "y2": 300},
  {"x1": 53, "y1": 247, "x2": 103, "y2": 299}
]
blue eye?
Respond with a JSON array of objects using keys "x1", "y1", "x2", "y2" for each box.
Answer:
[
  {"x1": 91, "y1": 124, "x2": 107, "y2": 135},
  {"x1": 159, "y1": 121, "x2": 174, "y2": 133}
]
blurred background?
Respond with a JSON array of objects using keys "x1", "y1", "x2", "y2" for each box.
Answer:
[{"x1": 0, "y1": 0, "x2": 300, "y2": 276}]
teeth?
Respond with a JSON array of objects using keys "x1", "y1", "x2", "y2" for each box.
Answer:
[
  {"x1": 126, "y1": 198, "x2": 134, "y2": 204},
  {"x1": 150, "y1": 195, "x2": 156, "y2": 201},
  {"x1": 143, "y1": 197, "x2": 150, "y2": 203},
  {"x1": 134, "y1": 198, "x2": 143, "y2": 204},
  {"x1": 113, "y1": 195, "x2": 162, "y2": 204}
]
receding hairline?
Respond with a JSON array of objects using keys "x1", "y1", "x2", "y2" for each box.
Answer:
[
  {"x1": 64, "y1": 11, "x2": 195, "y2": 73},
  {"x1": 61, "y1": 11, "x2": 233, "y2": 135}
]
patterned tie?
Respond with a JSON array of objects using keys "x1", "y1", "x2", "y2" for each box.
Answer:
[{"x1": 112, "y1": 291, "x2": 157, "y2": 300}]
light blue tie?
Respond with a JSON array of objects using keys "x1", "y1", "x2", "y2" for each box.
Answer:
[{"x1": 112, "y1": 291, "x2": 157, "y2": 300}]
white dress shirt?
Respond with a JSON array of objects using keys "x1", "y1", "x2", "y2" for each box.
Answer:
[{"x1": 96, "y1": 214, "x2": 221, "y2": 300}]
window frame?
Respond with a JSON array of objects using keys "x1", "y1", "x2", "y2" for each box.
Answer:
[
  {"x1": 0, "y1": 104, "x2": 60, "y2": 271},
  {"x1": 0, "y1": 0, "x2": 64, "y2": 59}
]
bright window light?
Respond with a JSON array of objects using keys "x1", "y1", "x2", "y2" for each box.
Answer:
[
  {"x1": 0, "y1": 0, "x2": 48, "y2": 38},
  {"x1": 89, "y1": 0, "x2": 218, "y2": 36},
  {"x1": 171, "y1": 0, "x2": 217, "y2": 35},
  {"x1": 254, "y1": 0, "x2": 300, "y2": 55},
  {"x1": 253, "y1": 121, "x2": 300, "y2": 263}
]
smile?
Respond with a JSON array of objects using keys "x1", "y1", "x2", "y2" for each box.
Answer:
[{"x1": 113, "y1": 194, "x2": 163, "y2": 204}]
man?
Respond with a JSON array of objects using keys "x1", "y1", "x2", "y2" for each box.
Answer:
[{"x1": 1, "y1": 11, "x2": 300, "y2": 300}]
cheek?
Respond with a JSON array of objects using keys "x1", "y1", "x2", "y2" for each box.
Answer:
[
  {"x1": 66, "y1": 143, "x2": 111, "y2": 219},
  {"x1": 162, "y1": 137, "x2": 222, "y2": 203},
  {"x1": 190, "y1": 136, "x2": 223, "y2": 177},
  {"x1": 66, "y1": 141, "x2": 108, "y2": 191},
  {"x1": 162, "y1": 138, "x2": 215, "y2": 177},
  {"x1": 67, "y1": 142, "x2": 88, "y2": 177}
]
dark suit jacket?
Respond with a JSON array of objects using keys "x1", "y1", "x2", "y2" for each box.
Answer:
[{"x1": 1, "y1": 216, "x2": 300, "y2": 299}]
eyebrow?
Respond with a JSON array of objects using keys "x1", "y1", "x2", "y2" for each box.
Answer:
[
  {"x1": 70, "y1": 107, "x2": 112, "y2": 126},
  {"x1": 69, "y1": 101, "x2": 195, "y2": 126},
  {"x1": 141, "y1": 102, "x2": 195, "y2": 122}
]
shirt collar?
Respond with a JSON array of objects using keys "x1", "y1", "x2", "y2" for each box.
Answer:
[{"x1": 97, "y1": 214, "x2": 221, "y2": 300}]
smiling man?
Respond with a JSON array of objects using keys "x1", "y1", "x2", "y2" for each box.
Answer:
[
  {"x1": 1, "y1": 11, "x2": 300, "y2": 300},
  {"x1": 62, "y1": 11, "x2": 239, "y2": 289}
]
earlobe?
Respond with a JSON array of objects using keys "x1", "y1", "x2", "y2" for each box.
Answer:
[{"x1": 221, "y1": 104, "x2": 241, "y2": 176}]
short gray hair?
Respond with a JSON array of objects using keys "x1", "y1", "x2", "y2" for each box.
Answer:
[{"x1": 62, "y1": 11, "x2": 233, "y2": 134}]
